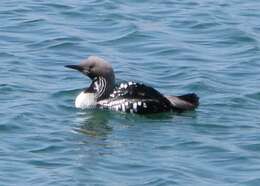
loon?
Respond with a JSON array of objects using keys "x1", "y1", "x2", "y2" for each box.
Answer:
[{"x1": 65, "y1": 56, "x2": 199, "y2": 114}]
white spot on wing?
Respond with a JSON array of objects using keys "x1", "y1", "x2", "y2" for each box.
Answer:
[
  {"x1": 133, "y1": 102, "x2": 137, "y2": 112},
  {"x1": 122, "y1": 104, "x2": 126, "y2": 112}
]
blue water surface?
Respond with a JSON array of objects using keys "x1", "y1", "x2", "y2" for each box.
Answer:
[{"x1": 1, "y1": 0, "x2": 260, "y2": 185}]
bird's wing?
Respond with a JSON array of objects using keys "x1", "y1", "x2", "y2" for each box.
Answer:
[
  {"x1": 112, "y1": 82, "x2": 172, "y2": 104},
  {"x1": 98, "y1": 82, "x2": 173, "y2": 113}
]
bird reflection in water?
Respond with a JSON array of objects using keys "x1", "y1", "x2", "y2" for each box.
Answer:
[{"x1": 74, "y1": 110, "x2": 112, "y2": 138}]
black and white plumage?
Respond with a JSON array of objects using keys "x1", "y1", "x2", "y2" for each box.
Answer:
[{"x1": 65, "y1": 56, "x2": 199, "y2": 114}]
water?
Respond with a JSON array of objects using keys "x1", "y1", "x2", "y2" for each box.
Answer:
[{"x1": 1, "y1": 0, "x2": 260, "y2": 185}]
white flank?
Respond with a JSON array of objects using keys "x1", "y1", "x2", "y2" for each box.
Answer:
[{"x1": 75, "y1": 91, "x2": 97, "y2": 109}]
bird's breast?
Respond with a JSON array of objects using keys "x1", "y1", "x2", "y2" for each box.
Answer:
[{"x1": 75, "y1": 91, "x2": 97, "y2": 109}]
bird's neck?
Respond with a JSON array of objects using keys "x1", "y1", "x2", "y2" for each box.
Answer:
[{"x1": 85, "y1": 76, "x2": 115, "y2": 101}]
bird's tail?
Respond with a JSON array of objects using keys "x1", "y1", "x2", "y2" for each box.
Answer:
[
  {"x1": 177, "y1": 93, "x2": 199, "y2": 108},
  {"x1": 166, "y1": 93, "x2": 199, "y2": 111}
]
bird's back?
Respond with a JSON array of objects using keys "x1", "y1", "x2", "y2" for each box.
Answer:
[{"x1": 98, "y1": 82, "x2": 173, "y2": 114}]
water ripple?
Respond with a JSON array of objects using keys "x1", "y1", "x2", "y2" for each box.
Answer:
[{"x1": 1, "y1": 0, "x2": 260, "y2": 185}]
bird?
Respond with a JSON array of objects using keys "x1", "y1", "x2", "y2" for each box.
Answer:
[{"x1": 65, "y1": 56, "x2": 199, "y2": 114}]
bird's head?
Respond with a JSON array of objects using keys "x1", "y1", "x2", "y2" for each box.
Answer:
[{"x1": 65, "y1": 56, "x2": 115, "y2": 81}]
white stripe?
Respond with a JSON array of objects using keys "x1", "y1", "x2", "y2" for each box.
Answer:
[
  {"x1": 101, "y1": 77, "x2": 106, "y2": 96},
  {"x1": 97, "y1": 78, "x2": 103, "y2": 95},
  {"x1": 101, "y1": 77, "x2": 107, "y2": 96},
  {"x1": 95, "y1": 77, "x2": 107, "y2": 99},
  {"x1": 94, "y1": 81, "x2": 99, "y2": 91}
]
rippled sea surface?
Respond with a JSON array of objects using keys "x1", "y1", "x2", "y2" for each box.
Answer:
[{"x1": 1, "y1": 0, "x2": 260, "y2": 185}]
